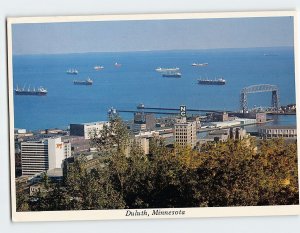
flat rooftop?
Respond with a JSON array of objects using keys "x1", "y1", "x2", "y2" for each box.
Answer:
[
  {"x1": 70, "y1": 121, "x2": 108, "y2": 126},
  {"x1": 209, "y1": 129, "x2": 229, "y2": 135},
  {"x1": 259, "y1": 125, "x2": 296, "y2": 130}
]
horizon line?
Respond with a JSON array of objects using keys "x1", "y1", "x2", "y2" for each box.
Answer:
[{"x1": 12, "y1": 45, "x2": 294, "y2": 56}]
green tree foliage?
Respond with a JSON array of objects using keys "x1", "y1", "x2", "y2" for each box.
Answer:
[
  {"x1": 16, "y1": 117, "x2": 299, "y2": 211},
  {"x1": 90, "y1": 115, "x2": 130, "y2": 154},
  {"x1": 255, "y1": 139, "x2": 299, "y2": 205},
  {"x1": 16, "y1": 183, "x2": 29, "y2": 211}
]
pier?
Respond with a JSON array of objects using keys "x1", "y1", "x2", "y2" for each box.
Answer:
[
  {"x1": 117, "y1": 110, "x2": 179, "y2": 115},
  {"x1": 136, "y1": 105, "x2": 233, "y2": 113}
]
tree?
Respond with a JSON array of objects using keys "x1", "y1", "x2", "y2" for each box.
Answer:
[
  {"x1": 255, "y1": 139, "x2": 299, "y2": 205},
  {"x1": 16, "y1": 187, "x2": 29, "y2": 211},
  {"x1": 18, "y1": 116, "x2": 299, "y2": 211},
  {"x1": 90, "y1": 115, "x2": 130, "y2": 155},
  {"x1": 64, "y1": 156, "x2": 126, "y2": 210}
]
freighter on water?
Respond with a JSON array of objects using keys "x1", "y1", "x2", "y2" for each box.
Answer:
[
  {"x1": 66, "y1": 68, "x2": 79, "y2": 75},
  {"x1": 192, "y1": 62, "x2": 208, "y2": 67},
  {"x1": 198, "y1": 77, "x2": 226, "y2": 85},
  {"x1": 162, "y1": 72, "x2": 182, "y2": 78},
  {"x1": 155, "y1": 67, "x2": 180, "y2": 72},
  {"x1": 73, "y1": 78, "x2": 93, "y2": 85},
  {"x1": 14, "y1": 86, "x2": 48, "y2": 96},
  {"x1": 94, "y1": 65, "x2": 104, "y2": 71}
]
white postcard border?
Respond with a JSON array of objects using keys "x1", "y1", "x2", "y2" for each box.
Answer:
[{"x1": 7, "y1": 10, "x2": 300, "y2": 222}]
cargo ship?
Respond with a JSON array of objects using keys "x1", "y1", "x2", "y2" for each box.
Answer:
[
  {"x1": 94, "y1": 65, "x2": 104, "y2": 71},
  {"x1": 14, "y1": 86, "x2": 48, "y2": 96},
  {"x1": 155, "y1": 67, "x2": 180, "y2": 72},
  {"x1": 192, "y1": 62, "x2": 208, "y2": 67},
  {"x1": 198, "y1": 78, "x2": 226, "y2": 85},
  {"x1": 162, "y1": 72, "x2": 182, "y2": 78},
  {"x1": 66, "y1": 69, "x2": 79, "y2": 75},
  {"x1": 73, "y1": 78, "x2": 93, "y2": 85}
]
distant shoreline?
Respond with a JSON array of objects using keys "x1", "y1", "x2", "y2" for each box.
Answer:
[{"x1": 12, "y1": 46, "x2": 294, "y2": 57}]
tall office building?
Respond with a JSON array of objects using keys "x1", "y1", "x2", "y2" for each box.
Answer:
[
  {"x1": 21, "y1": 137, "x2": 71, "y2": 176},
  {"x1": 174, "y1": 118, "x2": 197, "y2": 148}
]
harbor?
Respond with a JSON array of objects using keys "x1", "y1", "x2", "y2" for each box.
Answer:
[{"x1": 13, "y1": 47, "x2": 296, "y2": 131}]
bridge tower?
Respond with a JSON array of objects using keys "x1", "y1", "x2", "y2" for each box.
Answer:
[
  {"x1": 271, "y1": 90, "x2": 280, "y2": 110},
  {"x1": 240, "y1": 84, "x2": 280, "y2": 113}
]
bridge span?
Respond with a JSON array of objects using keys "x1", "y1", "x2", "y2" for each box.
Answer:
[{"x1": 240, "y1": 84, "x2": 279, "y2": 113}]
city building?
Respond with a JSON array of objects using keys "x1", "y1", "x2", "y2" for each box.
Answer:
[
  {"x1": 238, "y1": 118, "x2": 257, "y2": 125},
  {"x1": 156, "y1": 116, "x2": 177, "y2": 128},
  {"x1": 256, "y1": 113, "x2": 267, "y2": 123},
  {"x1": 14, "y1": 128, "x2": 27, "y2": 134},
  {"x1": 21, "y1": 137, "x2": 71, "y2": 176},
  {"x1": 201, "y1": 127, "x2": 248, "y2": 144},
  {"x1": 63, "y1": 154, "x2": 103, "y2": 179},
  {"x1": 210, "y1": 118, "x2": 257, "y2": 128},
  {"x1": 41, "y1": 128, "x2": 66, "y2": 135},
  {"x1": 132, "y1": 123, "x2": 147, "y2": 132},
  {"x1": 229, "y1": 127, "x2": 247, "y2": 140},
  {"x1": 258, "y1": 125, "x2": 297, "y2": 139},
  {"x1": 133, "y1": 112, "x2": 156, "y2": 132},
  {"x1": 206, "y1": 129, "x2": 230, "y2": 142},
  {"x1": 211, "y1": 112, "x2": 229, "y2": 122},
  {"x1": 134, "y1": 136, "x2": 150, "y2": 155},
  {"x1": 14, "y1": 128, "x2": 34, "y2": 139},
  {"x1": 174, "y1": 117, "x2": 197, "y2": 148},
  {"x1": 281, "y1": 104, "x2": 296, "y2": 113},
  {"x1": 135, "y1": 130, "x2": 160, "y2": 138},
  {"x1": 187, "y1": 116, "x2": 201, "y2": 129},
  {"x1": 62, "y1": 136, "x2": 90, "y2": 153},
  {"x1": 70, "y1": 121, "x2": 108, "y2": 139},
  {"x1": 127, "y1": 131, "x2": 160, "y2": 155},
  {"x1": 210, "y1": 120, "x2": 240, "y2": 128}
]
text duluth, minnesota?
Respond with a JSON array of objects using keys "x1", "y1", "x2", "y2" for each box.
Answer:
[{"x1": 125, "y1": 209, "x2": 186, "y2": 217}]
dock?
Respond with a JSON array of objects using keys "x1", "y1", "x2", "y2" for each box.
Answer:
[
  {"x1": 117, "y1": 110, "x2": 179, "y2": 115},
  {"x1": 137, "y1": 105, "x2": 233, "y2": 113}
]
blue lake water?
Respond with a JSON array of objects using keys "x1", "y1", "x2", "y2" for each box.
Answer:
[{"x1": 13, "y1": 47, "x2": 296, "y2": 130}]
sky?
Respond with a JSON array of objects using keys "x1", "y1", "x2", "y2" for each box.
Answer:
[{"x1": 12, "y1": 16, "x2": 294, "y2": 55}]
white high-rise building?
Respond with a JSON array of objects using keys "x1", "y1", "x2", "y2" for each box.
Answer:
[
  {"x1": 174, "y1": 118, "x2": 197, "y2": 148},
  {"x1": 21, "y1": 137, "x2": 71, "y2": 176},
  {"x1": 48, "y1": 137, "x2": 71, "y2": 170}
]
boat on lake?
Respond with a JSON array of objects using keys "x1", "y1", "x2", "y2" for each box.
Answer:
[
  {"x1": 162, "y1": 72, "x2": 182, "y2": 78},
  {"x1": 263, "y1": 53, "x2": 278, "y2": 57},
  {"x1": 73, "y1": 78, "x2": 93, "y2": 85},
  {"x1": 155, "y1": 67, "x2": 180, "y2": 72},
  {"x1": 114, "y1": 62, "x2": 122, "y2": 68},
  {"x1": 66, "y1": 68, "x2": 79, "y2": 75},
  {"x1": 94, "y1": 65, "x2": 104, "y2": 71},
  {"x1": 198, "y1": 77, "x2": 226, "y2": 85},
  {"x1": 192, "y1": 62, "x2": 208, "y2": 67},
  {"x1": 14, "y1": 86, "x2": 48, "y2": 96}
]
